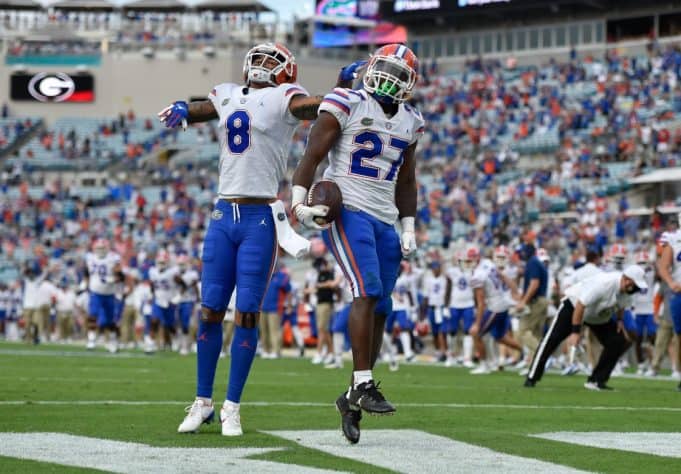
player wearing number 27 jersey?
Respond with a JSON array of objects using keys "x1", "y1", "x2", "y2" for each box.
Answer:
[
  {"x1": 292, "y1": 43, "x2": 424, "y2": 443},
  {"x1": 158, "y1": 42, "x2": 363, "y2": 436}
]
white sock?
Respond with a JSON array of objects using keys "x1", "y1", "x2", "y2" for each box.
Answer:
[
  {"x1": 353, "y1": 370, "x2": 373, "y2": 388},
  {"x1": 223, "y1": 399, "x2": 239, "y2": 409},
  {"x1": 463, "y1": 335, "x2": 473, "y2": 362},
  {"x1": 87, "y1": 330, "x2": 96, "y2": 343},
  {"x1": 197, "y1": 396, "x2": 212, "y2": 405},
  {"x1": 399, "y1": 332, "x2": 413, "y2": 358},
  {"x1": 292, "y1": 326, "x2": 304, "y2": 348},
  {"x1": 332, "y1": 332, "x2": 344, "y2": 360}
]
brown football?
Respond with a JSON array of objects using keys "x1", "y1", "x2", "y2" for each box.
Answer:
[{"x1": 307, "y1": 180, "x2": 343, "y2": 225}]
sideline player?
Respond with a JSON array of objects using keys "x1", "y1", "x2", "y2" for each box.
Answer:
[
  {"x1": 162, "y1": 42, "x2": 359, "y2": 435},
  {"x1": 84, "y1": 239, "x2": 124, "y2": 352},
  {"x1": 292, "y1": 43, "x2": 424, "y2": 444}
]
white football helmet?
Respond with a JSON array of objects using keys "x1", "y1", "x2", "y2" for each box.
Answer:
[{"x1": 243, "y1": 42, "x2": 297, "y2": 87}]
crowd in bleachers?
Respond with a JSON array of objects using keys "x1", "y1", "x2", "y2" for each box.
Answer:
[{"x1": 2, "y1": 46, "x2": 681, "y2": 380}]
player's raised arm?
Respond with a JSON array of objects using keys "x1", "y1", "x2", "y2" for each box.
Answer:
[
  {"x1": 291, "y1": 111, "x2": 341, "y2": 229},
  {"x1": 395, "y1": 143, "x2": 418, "y2": 256}
]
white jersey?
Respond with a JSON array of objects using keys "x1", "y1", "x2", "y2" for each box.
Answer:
[
  {"x1": 208, "y1": 82, "x2": 308, "y2": 199},
  {"x1": 661, "y1": 230, "x2": 681, "y2": 282},
  {"x1": 446, "y1": 266, "x2": 474, "y2": 309},
  {"x1": 75, "y1": 291, "x2": 89, "y2": 313},
  {"x1": 319, "y1": 88, "x2": 425, "y2": 224},
  {"x1": 471, "y1": 260, "x2": 511, "y2": 313},
  {"x1": 86, "y1": 252, "x2": 121, "y2": 295},
  {"x1": 133, "y1": 282, "x2": 153, "y2": 316},
  {"x1": 149, "y1": 266, "x2": 179, "y2": 308},
  {"x1": 632, "y1": 267, "x2": 656, "y2": 315},
  {"x1": 56, "y1": 288, "x2": 77, "y2": 312},
  {"x1": 424, "y1": 273, "x2": 448, "y2": 308},
  {"x1": 392, "y1": 274, "x2": 413, "y2": 311},
  {"x1": 178, "y1": 268, "x2": 200, "y2": 303},
  {"x1": 0, "y1": 289, "x2": 9, "y2": 314}
]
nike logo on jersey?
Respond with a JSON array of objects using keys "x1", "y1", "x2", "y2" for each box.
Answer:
[{"x1": 259, "y1": 219, "x2": 267, "y2": 226}]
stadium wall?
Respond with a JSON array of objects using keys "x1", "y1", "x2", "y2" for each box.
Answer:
[{"x1": 0, "y1": 51, "x2": 345, "y2": 123}]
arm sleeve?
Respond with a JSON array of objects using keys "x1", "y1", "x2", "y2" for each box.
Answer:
[
  {"x1": 279, "y1": 83, "x2": 310, "y2": 125},
  {"x1": 207, "y1": 83, "x2": 235, "y2": 122},
  {"x1": 470, "y1": 268, "x2": 486, "y2": 289},
  {"x1": 318, "y1": 88, "x2": 355, "y2": 129}
]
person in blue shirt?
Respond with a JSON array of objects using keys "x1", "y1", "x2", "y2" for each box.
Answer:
[
  {"x1": 514, "y1": 243, "x2": 548, "y2": 372},
  {"x1": 259, "y1": 262, "x2": 291, "y2": 359}
]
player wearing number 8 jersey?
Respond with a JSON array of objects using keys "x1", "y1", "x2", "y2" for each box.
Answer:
[
  {"x1": 158, "y1": 42, "x2": 361, "y2": 435},
  {"x1": 292, "y1": 43, "x2": 424, "y2": 444}
]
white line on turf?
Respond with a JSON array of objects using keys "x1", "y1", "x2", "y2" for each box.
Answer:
[
  {"x1": 268, "y1": 430, "x2": 588, "y2": 473},
  {"x1": 1, "y1": 400, "x2": 680, "y2": 411},
  {"x1": 0, "y1": 432, "x2": 343, "y2": 474},
  {"x1": 532, "y1": 432, "x2": 681, "y2": 459}
]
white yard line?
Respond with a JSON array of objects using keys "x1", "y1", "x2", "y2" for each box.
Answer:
[
  {"x1": 268, "y1": 430, "x2": 589, "y2": 473},
  {"x1": 0, "y1": 400, "x2": 680, "y2": 412},
  {"x1": 532, "y1": 432, "x2": 681, "y2": 459}
]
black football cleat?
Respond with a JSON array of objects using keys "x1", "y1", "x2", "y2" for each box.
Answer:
[
  {"x1": 523, "y1": 379, "x2": 536, "y2": 388},
  {"x1": 348, "y1": 380, "x2": 396, "y2": 415},
  {"x1": 335, "y1": 392, "x2": 361, "y2": 444}
]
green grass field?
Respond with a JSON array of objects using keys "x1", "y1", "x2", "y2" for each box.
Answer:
[{"x1": 1, "y1": 341, "x2": 680, "y2": 473}]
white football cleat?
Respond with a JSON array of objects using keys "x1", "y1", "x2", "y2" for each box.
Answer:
[
  {"x1": 470, "y1": 363, "x2": 491, "y2": 375},
  {"x1": 177, "y1": 399, "x2": 215, "y2": 433},
  {"x1": 220, "y1": 400, "x2": 243, "y2": 436}
]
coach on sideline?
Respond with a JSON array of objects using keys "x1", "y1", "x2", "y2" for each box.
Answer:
[{"x1": 524, "y1": 265, "x2": 647, "y2": 390}]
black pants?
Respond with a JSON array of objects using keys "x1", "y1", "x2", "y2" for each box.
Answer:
[{"x1": 527, "y1": 299, "x2": 631, "y2": 384}]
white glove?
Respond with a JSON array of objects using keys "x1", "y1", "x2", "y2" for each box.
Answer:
[
  {"x1": 291, "y1": 185, "x2": 329, "y2": 230},
  {"x1": 400, "y1": 216, "x2": 417, "y2": 256}
]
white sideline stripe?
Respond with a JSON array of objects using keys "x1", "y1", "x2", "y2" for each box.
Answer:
[
  {"x1": 268, "y1": 430, "x2": 588, "y2": 473},
  {"x1": 532, "y1": 432, "x2": 681, "y2": 459},
  {"x1": 1, "y1": 400, "x2": 681, "y2": 412},
  {"x1": 0, "y1": 432, "x2": 343, "y2": 474}
]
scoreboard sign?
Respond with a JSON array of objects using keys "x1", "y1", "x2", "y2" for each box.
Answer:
[{"x1": 10, "y1": 72, "x2": 95, "y2": 102}]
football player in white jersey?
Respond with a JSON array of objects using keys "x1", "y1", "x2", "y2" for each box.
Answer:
[
  {"x1": 161, "y1": 42, "x2": 360, "y2": 435},
  {"x1": 423, "y1": 261, "x2": 451, "y2": 364},
  {"x1": 469, "y1": 254, "x2": 523, "y2": 374},
  {"x1": 656, "y1": 220, "x2": 681, "y2": 391},
  {"x1": 148, "y1": 251, "x2": 181, "y2": 351},
  {"x1": 177, "y1": 255, "x2": 200, "y2": 356},
  {"x1": 387, "y1": 262, "x2": 416, "y2": 363},
  {"x1": 292, "y1": 43, "x2": 424, "y2": 443},
  {"x1": 632, "y1": 251, "x2": 656, "y2": 374},
  {"x1": 447, "y1": 248, "x2": 477, "y2": 367},
  {"x1": 84, "y1": 239, "x2": 124, "y2": 351}
]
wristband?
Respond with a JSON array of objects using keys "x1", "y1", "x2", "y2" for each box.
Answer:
[
  {"x1": 571, "y1": 324, "x2": 582, "y2": 334},
  {"x1": 291, "y1": 185, "x2": 308, "y2": 209},
  {"x1": 401, "y1": 216, "x2": 415, "y2": 233}
]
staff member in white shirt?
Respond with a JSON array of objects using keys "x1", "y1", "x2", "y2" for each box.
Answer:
[{"x1": 524, "y1": 265, "x2": 647, "y2": 390}]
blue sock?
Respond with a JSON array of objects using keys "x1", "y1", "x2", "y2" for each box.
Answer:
[
  {"x1": 144, "y1": 315, "x2": 151, "y2": 335},
  {"x1": 226, "y1": 326, "x2": 258, "y2": 403},
  {"x1": 196, "y1": 320, "x2": 223, "y2": 399}
]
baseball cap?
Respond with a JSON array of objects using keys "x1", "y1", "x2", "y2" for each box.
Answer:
[{"x1": 623, "y1": 265, "x2": 648, "y2": 291}]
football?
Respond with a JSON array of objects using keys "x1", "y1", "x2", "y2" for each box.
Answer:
[{"x1": 307, "y1": 180, "x2": 343, "y2": 225}]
